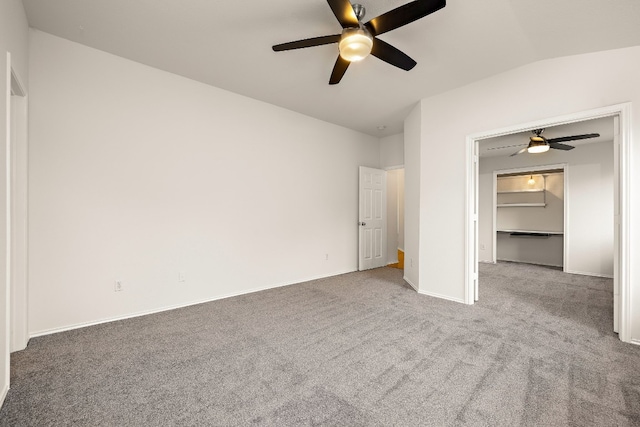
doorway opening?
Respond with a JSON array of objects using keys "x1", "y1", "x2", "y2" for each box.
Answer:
[
  {"x1": 386, "y1": 167, "x2": 404, "y2": 270},
  {"x1": 465, "y1": 104, "x2": 630, "y2": 343},
  {"x1": 357, "y1": 165, "x2": 405, "y2": 272}
]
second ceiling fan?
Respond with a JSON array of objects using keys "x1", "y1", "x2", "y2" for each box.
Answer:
[
  {"x1": 511, "y1": 128, "x2": 600, "y2": 156},
  {"x1": 272, "y1": 0, "x2": 446, "y2": 84}
]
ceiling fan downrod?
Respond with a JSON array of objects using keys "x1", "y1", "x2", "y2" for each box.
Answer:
[{"x1": 352, "y1": 4, "x2": 366, "y2": 21}]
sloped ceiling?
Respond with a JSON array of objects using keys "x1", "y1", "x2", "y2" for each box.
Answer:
[{"x1": 21, "y1": 0, "x2": 640, "y2": 136}]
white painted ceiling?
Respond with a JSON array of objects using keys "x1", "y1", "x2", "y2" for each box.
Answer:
[
  {"x1": 479, "y1": 116, "x2": 614, "y2": 158},
  {"x1": 21, "y1": 0, "x2": 640, "y2": 136}
]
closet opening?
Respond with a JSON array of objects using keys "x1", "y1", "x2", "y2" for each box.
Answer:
[{"x1": 493, "y1": 167, "x2": 565, "y2": 270}]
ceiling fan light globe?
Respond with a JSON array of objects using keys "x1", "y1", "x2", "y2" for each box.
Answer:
[
  {"x1": 527, "y1": 144, "x2": 550, "y2": 154},
  {"x1": 339, "y1": 29, "x2": 373, "y2": 62}
]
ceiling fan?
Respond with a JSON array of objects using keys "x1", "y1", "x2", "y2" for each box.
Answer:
[
  {"x1": 510, "y1": 128, "x2": 600, "y2": 156},
  {"x1": 272, "y1": 0, "x2": 446, "y2": 85}
]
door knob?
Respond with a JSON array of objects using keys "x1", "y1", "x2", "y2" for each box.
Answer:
[{"x1": 359, "y1": 222, "x2": 366, "y2": 226}]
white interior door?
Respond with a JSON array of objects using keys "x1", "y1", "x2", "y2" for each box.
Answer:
[{"x1": 359, "y1": 167, "x2": 387, "y2": 271}]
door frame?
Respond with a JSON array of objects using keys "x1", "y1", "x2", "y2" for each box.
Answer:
[
  {"x1": 2, "y1": 51, "x2": 29, "y2": 405},
  {"x1": 465, "y1": 103, "x2": 631, "y2": 343},
  {"x1": 9, "y1": 65, "x2": 28, "y2": 352}
]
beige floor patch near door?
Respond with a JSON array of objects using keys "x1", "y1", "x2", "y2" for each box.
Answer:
[{"x1": 387, "y1": 249, "x2": 404, "y2": 269}]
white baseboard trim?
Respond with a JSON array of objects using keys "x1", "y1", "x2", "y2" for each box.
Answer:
[
  {"x1": 630, "y1": 338, "x2": 640, "y2": 346},
  {"x1": 387, "y1": 259, "x2": 399, "y2": 265},
  {"x1": 497, "y1": 260, "x2": 612, "y2": 278},
  {"x1": 479, "y1": 260, "x2": 496, "y2": 264},
  {"x1": 30, "y1": 269, "x2": 357, "y2": 338},
  {"x1": 10, "y1": 338, "x2": 29, "y2": 353},
  {"x1": 418, "y1": 289, "x2": 466, "y2": 304},
  {"x1": 403, "y1": 276, "x2": 418, "y2": 291},
  {"x1": 0, "y1": 382, "x2": 8, "y2": 410},
  {"x1": 497, "y1": 258, "x2": 562, "y2": 268},
  {"x1": 564, "y1": 269, "x2": 613, "y2": 279}
]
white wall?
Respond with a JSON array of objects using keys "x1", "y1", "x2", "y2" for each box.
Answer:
[
  {"x1": 403, "y1": 106, "x2": 421, "y2": 290},
  {"x1": 10, "y1": 87, "x2": 29, "y2": 352},
  {"x1": 380, "y1": 133, "x2": 404, "y2": 168},
  {"x1": 28, "y1": 30, "x2": 380, "y2": 335},
  {"x1": 381, "y1": 133, "x2": 405, "y2": 264},
  {"x1": 408, "y1": 45, "x2": 640, "y2": 341},
  {"x1": 496, "y1": 233, "x2": 564, "y2": 267},
  {"x1": 480, "y1": 142, "x2": 613, "y2": 277},
  {"x1": 397, "y1": 169, "x2": 405, "y2": 251},
  {"x1": 496, "y1": 173, "x2": 564, "y2": 233},
  {"x1": 0, "y1": 0, "x2": 29, "y2": 407}
]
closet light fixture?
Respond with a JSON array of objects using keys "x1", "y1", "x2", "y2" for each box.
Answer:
[{"x1": 528, "y1": 175, "x2": 535, "y2": 185}]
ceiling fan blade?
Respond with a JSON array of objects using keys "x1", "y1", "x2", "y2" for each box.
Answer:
[
  {"x1": 365, "y1": 0, "x2": 446, "y2": 36},
  {"x1": 510, "y1": 147, "x2": 528, "y2": 157},
  {"x1": 546, "y1": 133, "x2": 600, "y2": 144},
  {"x1": 549, "y1": 142, "x2": 575, "y2": 151},
  {"x1": 327, "y1": 0, "x2": 359, "y2": 28},
  {"x1": 371, "y1": 38, "x2": 416, "y2": 70},
  {"x1": 272, "y1": 34, "x2": 341, "y2": 51},
  {"x1": 329, "y1": 56, "x2": 350, "y2": 85}
]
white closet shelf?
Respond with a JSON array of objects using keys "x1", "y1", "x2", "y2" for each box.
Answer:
[
  {"x1": 497, "y1": 229, "x2": 563, "y2": 235},
  {"x1": 497, "y1": 189, "x2": 544, "y2": 193},
  {"x1": 497, "y1": 203, "x2": 546, "y2": 207}
]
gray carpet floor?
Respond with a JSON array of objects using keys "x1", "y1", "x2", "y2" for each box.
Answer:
[{"x1": 1, "y1": 262, "x2": 639, "y2": 426}]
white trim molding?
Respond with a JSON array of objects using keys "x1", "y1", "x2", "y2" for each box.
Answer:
[
  {"x1": 383, "y1": 164, "x2": 405, "y2": 171},
  {"x1": 564, "y1": 270, "x2": 614, "y2": 279},
  {"x1": 2, "y1": 51, "x2": 12, "y2": 406},
  {"x1": 0, "y1": 382, "x2": 8, "y2": 410},
  {"x1": 403, "y1": 275, "x2": 418, "y2": 292},
  {"x1": 29, "y1": 269, "x2": 357, "y2": 338},
  {"x1": 464, "y1": 138, "x2": 477, "y2": 304},
  {"x1": 418, "y1": 289, "x2": 466, "y2": 304},
  {"x1": 8, "y1": 65, "x2": 28, "y2": 353},
  {"x1": 616, "y1": 103, "x2": 631, "y2": 343}
]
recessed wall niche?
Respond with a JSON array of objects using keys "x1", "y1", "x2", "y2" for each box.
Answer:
[{"x1": 496, "y1": 170, "x2": 564, "y2": 267}]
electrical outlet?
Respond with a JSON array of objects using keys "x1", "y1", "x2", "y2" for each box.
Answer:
[
  {"x1": 410, "y1": 258, "x2": 414, "y2": 268},
  {"x1": 480, "y1": 243, "x2": 486, "y2": 250},
  {"x1": 114, "y1": 280, "x2": 123, "y2": 292},
  {"x1": 178, "y1": 272, "x2": 186, "y2": 282},
  {"x1": 325, "y1": 254, "x2": 329, "y2": 261}
]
